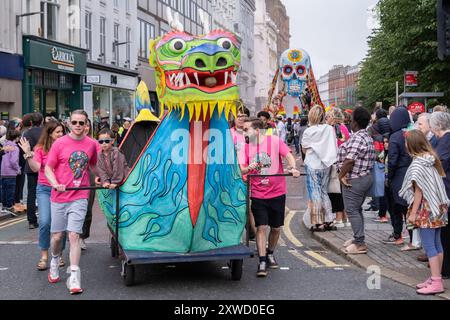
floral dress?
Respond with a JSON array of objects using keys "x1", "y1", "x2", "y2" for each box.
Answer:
[{"x1": 411, "y1": 199, "x2": 448, "y2": 229}]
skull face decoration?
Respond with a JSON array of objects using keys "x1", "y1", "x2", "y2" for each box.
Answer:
[{"x1": 280, "y1": 49, "x2": 311, "y2": 97}]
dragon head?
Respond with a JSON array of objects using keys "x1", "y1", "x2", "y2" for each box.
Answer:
[{"x1": 149, "y1": 30, "x2": 241, "y2": 121}]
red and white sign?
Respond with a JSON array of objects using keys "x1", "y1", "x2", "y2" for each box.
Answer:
[
  {"x1": 405, "y1": 71, "x2": 418, "y2": 87},
  {"x1": 408, "y1": 102, "x2": 425, "y2": 114}
]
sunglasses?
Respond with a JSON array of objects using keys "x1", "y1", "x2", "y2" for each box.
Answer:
[
  {"x1": 71, "y1": 121, "x2": 86, "y2": 126},
  {"x1": 98, "y1": 139, "x2": 112, "y2": 144}
]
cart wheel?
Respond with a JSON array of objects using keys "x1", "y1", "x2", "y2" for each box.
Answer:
[
  {"x1": 110, "y1": 236, "x2": 118, "y2": 258},
  {"x1": 230, "y1": 259, "x2": 243, "y2": 281},
  {"x1": 122, "y1": 263, "x2": 135, "y2": 287}
]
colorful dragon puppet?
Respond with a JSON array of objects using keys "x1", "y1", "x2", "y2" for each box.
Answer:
[
  {"x1": 266, "y1": 48, "x2": 324, "y2": 116},
  {"x1": 98, "y1": 11, "x2": 246, "y2": 254}
]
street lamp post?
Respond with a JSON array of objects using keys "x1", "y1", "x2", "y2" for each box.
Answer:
[{"x1": 15, "y1": 12, "x2": 44, "y2": 53}]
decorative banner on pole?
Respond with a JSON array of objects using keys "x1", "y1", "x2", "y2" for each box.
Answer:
[{"x1": 405, "y1": 71, "x2": 418, "y2": 87}]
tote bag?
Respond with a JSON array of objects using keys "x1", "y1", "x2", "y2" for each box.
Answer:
[
  {"x1": 369, "y1": 162, "x2": 385, "y2": 197},
  {"x1": 328, "y1": 165, "x2": 341, "y2": 194}
]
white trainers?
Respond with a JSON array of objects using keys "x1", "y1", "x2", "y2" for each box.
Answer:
[
  {"x1": 48, "y1": 257, "x2": 60, "y2": 283},
  {"x1": 66, "y1": 266, "x2": 83, "y2": 295},
  {"x1": 79, "y1": 239, "x2": 87, "y2": 251},
  {"x1": 334, "y1": 220, "x2": 345, "y2": 228}
]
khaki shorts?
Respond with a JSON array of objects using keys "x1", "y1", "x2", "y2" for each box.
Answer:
[{"x1": 51, "y1": 199, "x2": 88, "y2": 234}]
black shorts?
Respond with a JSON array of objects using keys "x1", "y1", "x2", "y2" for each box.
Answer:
[{"x1": 251, "y1": 195, "x2": 286, "y2": 228}]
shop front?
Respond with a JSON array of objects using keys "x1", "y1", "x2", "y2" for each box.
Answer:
[
  {"x1": 22, "y1": 36, "x2": 88, "y2": 119},
  {"x1": 83, "y1": 62, "x2": 138, "y2": 136}
]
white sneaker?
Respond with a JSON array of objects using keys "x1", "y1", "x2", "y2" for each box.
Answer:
[
  {"x1": 48, "y1": 257, "x2": 60, "y2": 283},
  {"x1": 66, "y1": 266, "x2": 83, "y2": 295},
  {"x1": 334, "y1": 220, "x2": 345, "y2": 228},
  {"x1": 345, "y1": 222, "x2": 352, "y2": 227},
  {"x1": 80, "y1": 239, "x2": 87, "y2": 251}
]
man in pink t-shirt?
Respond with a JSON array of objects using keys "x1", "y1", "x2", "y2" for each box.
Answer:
[
  {"x1": 241, "y1": 118, "x2": 300, "y2": 278},
  {"x1": 45, "y1": 110, "x2": 98, "y2": 295}
]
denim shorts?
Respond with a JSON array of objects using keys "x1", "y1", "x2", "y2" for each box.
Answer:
[{"x1": 51, "y1": 199, "x2": 88, "y2": 234}]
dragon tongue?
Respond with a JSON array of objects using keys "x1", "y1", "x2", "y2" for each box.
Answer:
[{"x1": 205, "y1": 76, "x2": 217, "y2": 88}]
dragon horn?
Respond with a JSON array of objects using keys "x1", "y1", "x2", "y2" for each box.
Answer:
[{"x1": 166, "y1": 7, "x2": 184, "y2": 32}]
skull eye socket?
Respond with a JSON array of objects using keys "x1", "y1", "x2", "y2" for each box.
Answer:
[
  {"x1": 283, "y1": 66, "x2": 293, "y2": 75},
  {"x1": 169, "y1": 39, "x2": 187, "y2": 53},
  {"x1": 296, "y1": 65, "x2": 306, "y2": 76}
]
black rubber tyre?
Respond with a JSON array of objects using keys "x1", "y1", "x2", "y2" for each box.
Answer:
[
  {"x1": 123, "y1": 263, "x2": 135, "y2": 287},
  {"x1": 230, "y1": 259, "x2": 243, "y2": 281}
]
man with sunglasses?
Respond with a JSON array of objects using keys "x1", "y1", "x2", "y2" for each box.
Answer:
[{"x1": 45, "y1": 110, "x2": 98, "y2": 295}]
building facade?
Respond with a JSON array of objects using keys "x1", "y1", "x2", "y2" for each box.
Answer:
[
  {"x1": 137, "y1": 0, "x2": 213, "y2": 115},
  {"x1": 327, "y1": 64, "x2": 360, "y2": 108},
  {"x1": 265, "y1": 0, "x2": 290, "y2": 57},
  {"x1": 211, "y1": 0, "x2": 256, "y2": 113},
  {"x1": 318, "y1": 73, "x2": 330, "y2": 107},
  {"x1": 1, "y1": 0, "x2": 86, "y2": 119},
  {"x1": 0, "y1": 0, "x2": 24, "y2": 120},
  {"x1": 80, "y1": 0, "x2": 139, "y2": 131},
  {"x1": 254, "y1": 0, "x2": 278, "y2": 112}
]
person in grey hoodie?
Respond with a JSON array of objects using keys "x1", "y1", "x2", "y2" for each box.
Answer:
[
  {"x1": 1, "y1": 130, "x2": 21, "y2": 212},
  {"x1": 383, "y1": 106, "x2": 413, "y2": 245}
]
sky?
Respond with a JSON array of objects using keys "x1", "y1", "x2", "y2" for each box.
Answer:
[{"x1": 282, "y1": 0, "x2": 379, "y2": 78}]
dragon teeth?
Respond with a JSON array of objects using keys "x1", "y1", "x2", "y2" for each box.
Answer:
[
  {"x1": 224, "y1": 72, "x2": 228, "y2": 85},
  {"x1": 169, "y1": 73, "x2": 177, "y2": 85},
  {"x1": 194, "y1": 73, "x2": 200, "y2": 86},
  {"x1": 185, "y1": 73, "x2": 191, "y2": 85},
  {"x1": 231, "y1": 72, "x2": 237, "y2": 84}
]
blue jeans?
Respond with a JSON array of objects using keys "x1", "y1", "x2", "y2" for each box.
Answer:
[
  {"x1": 1, "y1": 177, "x2": 16, "y2": 208},
  {"x1": 37, "y1": 184, "x2": 66, "y2": 251},
  {"x1": 420, "y1": 228, "x2": 443, "y2": 259},
  {"x1": 294, "y1": 136, "x2": 300, "y2": 154}
]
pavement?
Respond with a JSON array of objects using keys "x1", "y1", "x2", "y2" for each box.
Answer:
[{"x1": 301, "y1": 204, "x2": 450, "y2": 300}]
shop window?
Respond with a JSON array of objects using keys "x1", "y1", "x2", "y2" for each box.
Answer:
[
  {"x1": 112, "y1": 89, "x2": 133, "y2": 125},
  {"x1": 43, "y1": 71, "x2": 59, "y2": 89},
  {"x1": 93, "y1": 86, "x2": 111, "y2": 137},
  {"x1": 59, "y1": 74, "x2": 73, "y2": 89},
  {"x1": 33, "y1": 70, "x2": 43, "y2": 87}
]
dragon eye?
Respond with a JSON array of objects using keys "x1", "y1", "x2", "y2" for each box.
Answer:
[
  {"x1": 169, "y1": 39, "x2": 187, "y2": 53},
  {"x1": 217, "y1": 38, "x2": 233, "y2": 50}
]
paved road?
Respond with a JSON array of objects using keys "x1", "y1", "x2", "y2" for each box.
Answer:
[{"x1": 0, "y1": 172, "x2": 437, "y2": 300}]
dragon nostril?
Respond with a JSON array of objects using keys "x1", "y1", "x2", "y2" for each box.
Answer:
[
  {"x1": 195, "y1": 59, "x2": 206, "y2": 68},
  {"x1": 216, "y1": 57, "x2": 227, "y2": 67}
]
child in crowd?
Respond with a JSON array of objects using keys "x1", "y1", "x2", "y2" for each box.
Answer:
[
  {"x1": 399, "y1": 130, "x2": 449, "y2": 295},
  {"x1": 95, "y1": 129, "x2": 130, "y2": 189},
  {"x1": 1, "y1": 130, "x2": 21, "y2": 213}
]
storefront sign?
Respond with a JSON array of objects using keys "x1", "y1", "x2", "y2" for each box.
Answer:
[
  {"x1": 86, "y1": 75, "x2": 101, "y2": 84},
  {"x1": 408, "y1": 101, "x2": 425, "y2": 114},
  {"x1": 83, "y1": 84, "x2": 93, "y2": 91},
  {"x1": 405, "y1": 71, "x2": 418, "y2": 87},
  {"x1": 51, "y1": 47, "x2": 75, "y2": 72},
  {"x1": 23, "y1": 36, "x2": 87, "y2": 75}
]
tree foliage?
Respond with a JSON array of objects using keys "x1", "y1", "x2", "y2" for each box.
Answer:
[{"x1": 358, "y1": 0, "x2": 450, "y2": 109}]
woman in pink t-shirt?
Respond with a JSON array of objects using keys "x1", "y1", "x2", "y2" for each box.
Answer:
[{"x1": 19, "y1": 121, "x2": 66, "y2": 271}]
